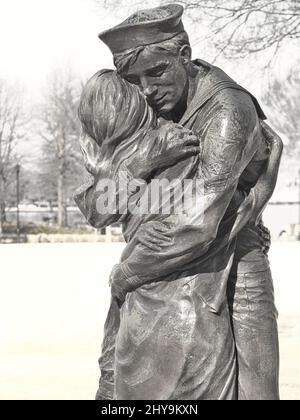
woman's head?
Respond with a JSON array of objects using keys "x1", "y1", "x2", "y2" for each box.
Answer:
[{"x1": 78, "y1": 69, "x2": 156, "y2": 150}]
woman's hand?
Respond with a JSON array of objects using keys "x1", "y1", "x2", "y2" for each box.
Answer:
[
  {"x1": 261, "y1": 120, "x2": 284, "y2": 151},
  {"x1": 257, "y1": 222, "x2": 271, "y2": 255},
  {"x1": 249, "y1": 121, "x2": 283, "y2": 225},
  {"x1": 126, "y1": 123, "x2": 200, "y2": 180}
]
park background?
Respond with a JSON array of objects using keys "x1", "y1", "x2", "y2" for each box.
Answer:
[{"x1": 0, "y1": 0, "x2": 299, "y2": 399}]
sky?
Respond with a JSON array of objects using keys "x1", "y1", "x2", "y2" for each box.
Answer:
[
  {"x1": 0, "y1": 0, "x2": 298, "y2": 100},
  {"x1": 0, "y1": 0, "x2": 298, "y2": 193},
  {"x1": 0, "y1": 0, "x2": 117, "y2": 96}
]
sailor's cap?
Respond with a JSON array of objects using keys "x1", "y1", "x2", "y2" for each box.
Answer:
[{"x1": 98, "y1": 4, "x2": 184, "y2": 54}]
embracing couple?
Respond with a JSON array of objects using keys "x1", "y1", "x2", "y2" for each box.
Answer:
[{"x1": 75, "y1": 4, "x2": 282, "y2": 400}]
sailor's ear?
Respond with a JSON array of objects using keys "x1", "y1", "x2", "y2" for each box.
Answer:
[{"x1": 179, "y1": 45, "x2": 192, "y2": 64}]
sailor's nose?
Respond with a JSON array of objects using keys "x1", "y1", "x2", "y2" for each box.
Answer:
[{"x1": 141, "y1": 78, "x2": 157, "y2": 98}]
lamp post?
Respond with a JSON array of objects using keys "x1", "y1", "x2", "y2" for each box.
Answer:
[
  {"x1": 16, "y1": 164, "x2": 20, "y2": 241},
  {"x1": 298, "y1": 169, "x2": 300, "y2": 241}
]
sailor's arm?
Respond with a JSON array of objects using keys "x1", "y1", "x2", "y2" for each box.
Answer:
[{"x1": 111, "y1": 93, "x2": 261, "y2": 298}]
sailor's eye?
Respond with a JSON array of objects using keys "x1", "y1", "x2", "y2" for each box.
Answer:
[
  {"x1": 147, "y1": 65, "x2": 167, "y2": 77},
  {"x1": 125, "y1": 76, "x2": 140, "y2": 85}
]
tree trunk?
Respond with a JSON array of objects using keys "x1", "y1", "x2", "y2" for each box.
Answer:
[
  {"x1": 0, "y1": 205, "x2": 4, "y2": 235},
  {"x1": 57, "y1": 130, "x2": 68, "y2": 229},
  {"x1": 57, "y1": 168, "x2": 67, "y2": 228},
  {"x1": 0, "y1": 176, "x2": 6, "y2": 235}
]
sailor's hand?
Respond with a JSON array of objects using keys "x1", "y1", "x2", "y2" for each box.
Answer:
[
  {"x1": 135, "y1": 221, "x2": 173, "y2": 252},
  {"x1": 109, "y1": 264, "x2": 131, "y2": 306}
]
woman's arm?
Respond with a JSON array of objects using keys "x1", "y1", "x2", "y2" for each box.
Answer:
[
  {"x1": 74, "y1": 160, "x2": 145, "y2": 229},
  {"x1": 247, "y1": 121, "x2": 283, "y2": 225},
  {"x1": 75, "y1": 125, "x2": 199, "y2": 229}
]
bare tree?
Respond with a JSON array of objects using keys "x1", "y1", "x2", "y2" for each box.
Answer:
[
  {"x1": 38, "y1": 70, "x2": 84, "y2": 227},
  {"x1": 180, "y1": 0, "x2": 300, "y2": 60},
  {"x1": 263, "y1": 67, "x2": 300, "y2": 159},
  {"x1": 99, "y1": 0, "x2": 300, "y2": 59},
  {"x1": 0, "y1": 80, "x2": 24, "y2": 234}
]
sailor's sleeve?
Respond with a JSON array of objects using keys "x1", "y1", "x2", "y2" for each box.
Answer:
[{"x1": 118, "y1": 92, "x2": 261, "y2": 280}]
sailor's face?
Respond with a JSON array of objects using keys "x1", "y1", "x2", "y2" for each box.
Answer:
[{"x1": 122, "y1": 49, "x2": 188, "y2": 116}]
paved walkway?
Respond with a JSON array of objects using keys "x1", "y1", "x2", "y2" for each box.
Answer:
[{"x1": 0, "y1": 242, "x2": 299, "y2": 399}]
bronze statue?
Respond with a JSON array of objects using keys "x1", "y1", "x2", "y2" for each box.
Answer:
[{"x1": 75, "y1": 4, "x2": 282, "y2": 400}]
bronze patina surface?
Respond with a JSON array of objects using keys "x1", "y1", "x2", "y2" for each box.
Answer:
[{"x1": 75, "y1": 4, "x2": 282, "y2": 400}]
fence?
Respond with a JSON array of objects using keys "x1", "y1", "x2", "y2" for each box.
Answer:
[{"x1": 3, "y1": 202, "x2": 300, "y2": 240}]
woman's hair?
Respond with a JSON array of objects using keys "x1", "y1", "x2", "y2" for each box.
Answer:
[
  {"x1": 78, "y1": 69, "x2": 155, "y2": 148},
  {"x1": 78, "y1": 69, "x2": 156, "y2": 175},
  {"x1": 114, "y1": 31, "x2": 190, "y2": 74}
]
